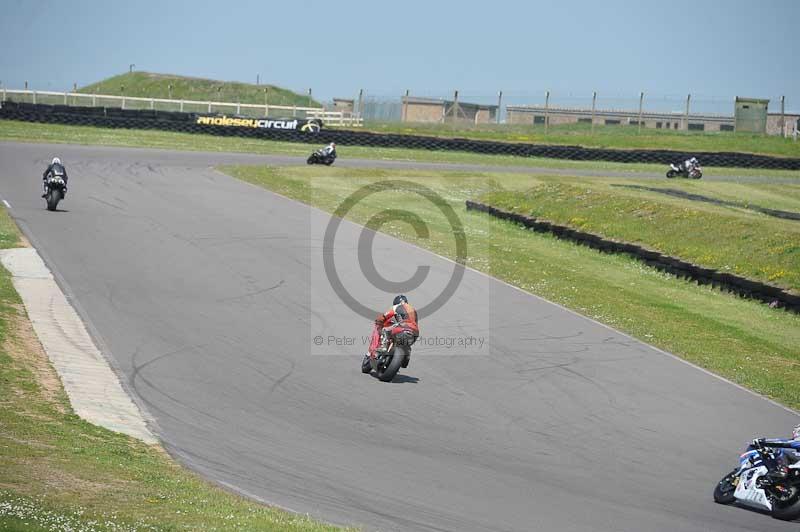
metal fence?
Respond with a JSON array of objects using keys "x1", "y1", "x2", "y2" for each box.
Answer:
[
  {"x1": 348, "y1": 88, "x2": 797, "y2": 136},
  {"x1": 0, "y1": 89, "x2": 363, "y2": 127}
]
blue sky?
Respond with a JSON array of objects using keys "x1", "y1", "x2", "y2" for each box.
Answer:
[{"x1": 1, "y1": 0, "x2": 798, "y2": 111}]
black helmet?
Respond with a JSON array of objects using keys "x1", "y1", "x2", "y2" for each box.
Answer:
[{"x1": 393, "y1": 294, "x2": 408, "y2": 306}]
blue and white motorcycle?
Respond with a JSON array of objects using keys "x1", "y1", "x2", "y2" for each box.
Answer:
[{"x1": 714, "y1": 438, "x2": 800, "y2": 521}]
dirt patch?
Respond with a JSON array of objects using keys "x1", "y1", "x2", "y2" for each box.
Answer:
[
  {"x1": 0, "y1": 432, "x2": 57, "y2": 450},
  {"x1": 41, "y1": 467, "x2": 125, "y2": 495},
  {"x1": 4, "y1": 303, "x2": 68, "y2": 412},
  {"x1": 4, "y1": 457, "x2": 127, "y2": 498}
]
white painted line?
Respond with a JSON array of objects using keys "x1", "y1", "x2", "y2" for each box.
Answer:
[
  {"x1": 2, "y1": 200, "x2": 10, "y2": 208},
  {"x1": 0, "y1": 248, "x2": 156, "y2": 443}
]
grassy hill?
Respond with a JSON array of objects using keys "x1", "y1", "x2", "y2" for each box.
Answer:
[{"x1": 78, "y1": 72, "x2": 320, "y2": 107}]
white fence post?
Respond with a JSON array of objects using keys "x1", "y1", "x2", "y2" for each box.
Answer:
[
  {"x1": 207, "y1": 102, "x2": 212, "y2": 113},
  {"x1": 32, "y1": 91, "x2": 37, "y2": 105},
  {"x1": 93, "y1": 93, "x2": 97, "y2": 106},
  {"x1": 180, "y1": 99, "x2": 184, "y2": 112},
  {"x1": 150, "y1": 98, "x2": 154, "y2": 110},
  {"x1": 122, "y1": 97, "x2": 126, "y2": 109},
  {"x1": 236, "y1": 102, "x2": 241, "y2": 114},
  {"x1": 64, "y1": 91, "x2": 68, "y2": 105}
]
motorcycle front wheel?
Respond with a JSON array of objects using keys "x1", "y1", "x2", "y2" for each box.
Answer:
[
  {"x1": 666, "y1": 170, "x2": 677, "y2": 178},
  {"x1": 307, "y1": 156, "x2": 315, "y2": 165},
  {"x1": 46, "y1": 189, "x2": 62, "y2": 211},
  {"x1": 361, "y1": 353, "x2": 372, "y2": 374},
  {"x1": 713, "y1": 470, "x2": 738, "y2": 504},
  {"x1": 376, "y1": 345, "x2": 407, "y2": 382}
]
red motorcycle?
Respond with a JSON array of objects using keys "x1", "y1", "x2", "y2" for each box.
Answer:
[{"x1": 360, "y1": 324, "x2": 410, "y2": 382}]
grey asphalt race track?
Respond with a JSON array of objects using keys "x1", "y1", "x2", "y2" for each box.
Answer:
[
  {"x1": 1, "y1": 141, "x2": 798, "y2": 532},
  {"x1": 2, "y1": 141, "x2": 796, "y2": 183}
]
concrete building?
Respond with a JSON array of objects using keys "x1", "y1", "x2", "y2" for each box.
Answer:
[
  {"x1": 767, "y1": 113, "x2": 800, "y2": 136},
  {"x1": 401, "y1": 96, "x2": 498, "y2": 124},
  {"x1": 332, "y1": 98, "x2": 355, "y2": 113},
  {"x1": 734, "y1": 97, "x2": 769, "y2": 134},
  {"x1": 506, "y1": 103, "x2": 800, "y2": 136},
  {"x1": 506, "y1": 105, "x2": 734, "y2": 131}
]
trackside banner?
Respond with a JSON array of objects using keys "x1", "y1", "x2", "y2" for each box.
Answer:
[{"x1": 195, "y1": 115, "x2": 321, "y2": 132}]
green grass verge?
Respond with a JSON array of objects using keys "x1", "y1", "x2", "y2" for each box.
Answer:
[
  {"x1": 77, "y1": 71, "x2": 319, "y2": 108},
  {"x1": 360, "y1": 121, "x2": 800, "y2": 158},
  {"x1": 221, "y1": 164, "x2": 800, "y2": 411},
  {"x1": 478, "y1": 179, "x2": 800, "y2": 291},
  {"x1": 0, "y1": 207, "x2": 20, "y2": 250},
  {"x1": 0, "y1": 206, "x2": 345, "y2": 531},
  {"x1": 2, "y1": 119, "x2": 800, "y2": 179}
]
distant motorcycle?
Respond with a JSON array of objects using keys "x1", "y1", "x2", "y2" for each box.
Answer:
[
  {"x1": 360, "y1": 323, "x2": 411, "y2": 382},
  {"x1": 714, "y1": 438, "x2": 800, "y2": 521},
  {"x1": 43, "y1": 174, "x2": 66, "y2": 211},
  {"x1": 307, "y1": 148, "x2": 336, "y2": 166},
  {"x1": 666, "y1": 162, "x2": 702, "y2": 179}
]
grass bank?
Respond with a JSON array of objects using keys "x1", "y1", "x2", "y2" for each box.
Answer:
[
  {"x1": 221, "y1": 165, "x2": 800, "y2": 410},
  {"x1": 0, "y1": 206, "x2": 345, "y2": 531},
  {"x1": 77, "y1": 71, "x2": 319, "y2": 107},
  {"x1": 2, "y1": 119, "x2": 800, "y2": 180},
  {"x1": 478, "y1": 179, "x2": 800, "y2": 291},
  {"x1": 360, "y1": 121, "x2": 800, "y2": 158}
]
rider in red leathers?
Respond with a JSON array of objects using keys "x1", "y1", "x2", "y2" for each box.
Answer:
[{"x1": 362, "y1": 295, "x2": 419, "y2": 372}]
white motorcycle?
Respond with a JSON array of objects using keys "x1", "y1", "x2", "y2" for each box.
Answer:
[
  {"x1": 714, "y1": 439, "x2": 800, "y2": 520},
  {"x1": 666, "y1": 161, "x2": 703, "y2": 179}
]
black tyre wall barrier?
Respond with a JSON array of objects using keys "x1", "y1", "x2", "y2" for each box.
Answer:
[
  {"x1": 465, "y1": 200, "x2": 800, "y2": 313},
  {"x1": 2, "y1": 101, "x2": 800, "y2": 170}
]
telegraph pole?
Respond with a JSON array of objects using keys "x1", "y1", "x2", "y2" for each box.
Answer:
[
  {"x1": 683, "y1": 93, "x2": 691, "y2": 130},
  {"x1": 497, "y1": 90, "x2": 503, "y2": 124},
  {"x1": 638, "y1": 91, "x2": 644, "y2": 134},
  {"x1": 544, "y1": 90, "x2": 550, "y2": 134},
  {"x1": 780, "y1": 95, "x2": 786, "y2": 136}
]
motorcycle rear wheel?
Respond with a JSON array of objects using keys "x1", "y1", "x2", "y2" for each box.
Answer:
[
  {"x1": 376, "y1": 345, "x2": 406, "y2": 382},
  {"x1": 713, "y1": 470, "x2": 737, "y2": 504},
  {"x1": 771, "y1": 485, "x2": 800, "y2": 521}
]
